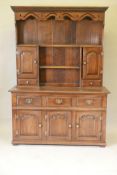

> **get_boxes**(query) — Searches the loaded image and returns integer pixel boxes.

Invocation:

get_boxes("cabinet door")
[75,112,102,141]
[16,46,38,78]
[14,110,42,140]
[46,111,72,141]
[82,47,102,80]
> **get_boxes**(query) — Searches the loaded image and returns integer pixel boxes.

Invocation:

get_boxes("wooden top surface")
[9,86,110,94]
[11,6,108,12]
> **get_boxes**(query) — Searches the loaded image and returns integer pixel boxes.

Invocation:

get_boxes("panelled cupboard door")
[46,111,72,141]
[14,110,42,140]
[82,47,102,80]
[75,111,102,141]
[16,46,38,78]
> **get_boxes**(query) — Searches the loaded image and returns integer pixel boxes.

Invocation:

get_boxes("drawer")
[18,79,37,86]
[16,95,41,107]
[46,96,73,107]
[82,80,102,87]
[76,95,102,108]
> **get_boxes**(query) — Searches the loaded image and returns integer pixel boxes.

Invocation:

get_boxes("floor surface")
[0,118,117,175]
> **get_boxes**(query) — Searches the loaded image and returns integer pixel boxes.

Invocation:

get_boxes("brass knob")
[25,98,32,104]
[89,81,93,86]
[83,61,87,65]
[55,98,63,105]
[76,124,79,128]
[38,124,42,128]
[34,60,37,64]
[68,124,72,128]
[26,80,29,84]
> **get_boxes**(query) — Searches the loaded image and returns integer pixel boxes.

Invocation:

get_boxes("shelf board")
[40,66,80,69]
[39,44,102,48]
[17,44,38,47]
[40,82,80,87]
[17,44,102,47]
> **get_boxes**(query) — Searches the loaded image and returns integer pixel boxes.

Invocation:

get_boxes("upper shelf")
[17,44,102,47]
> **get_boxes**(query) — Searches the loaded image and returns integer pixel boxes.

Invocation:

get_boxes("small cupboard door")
[14,110,42,140]
[75,111,102,141]
[82,47,102,80]
[16,46,38,79]
[46,111,72,141]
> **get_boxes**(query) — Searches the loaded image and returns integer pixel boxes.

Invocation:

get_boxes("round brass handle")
[38,124,42,128]
[83,61,87,65]
[89,81,93,86]
[25,98,32,104]
[68,124,72,128]
[34,60,37,64]
[55,98,63,105]
[76,124,80,128]
[26,80,29,84]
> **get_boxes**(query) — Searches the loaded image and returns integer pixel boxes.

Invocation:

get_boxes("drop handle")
[68,124,72,128]
[76,124,80,128]
[25,98,32,104]
[55,98,63,105]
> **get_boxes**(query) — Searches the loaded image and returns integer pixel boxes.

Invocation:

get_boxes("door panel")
[17,46,38,78]
[83,47,102,80]
[75,111,102,141]
[15,110,42,140]
[46,111,72,141]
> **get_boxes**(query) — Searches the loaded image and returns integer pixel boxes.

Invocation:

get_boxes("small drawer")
[16,95,41,107]
[76,95,102,108]
[82,80,102,87]
[18,79,37,86]
[46,96,73,107]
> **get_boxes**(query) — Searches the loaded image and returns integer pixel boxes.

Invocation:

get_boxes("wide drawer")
[76,95,102,108]
[16,95,41,107]
[45,96,73,107]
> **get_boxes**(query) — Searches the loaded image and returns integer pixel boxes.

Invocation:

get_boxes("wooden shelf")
[40,66,80,69]
[17,44,102,48]
[40,82,80,87]
[40,44,102,48]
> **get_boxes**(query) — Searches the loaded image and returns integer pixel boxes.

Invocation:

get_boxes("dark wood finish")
[10,6,109,146]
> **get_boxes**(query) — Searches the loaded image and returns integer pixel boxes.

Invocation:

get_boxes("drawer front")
[18,79,37,86]
[82,80,102,87]
[17,95,41,107]
[76,95,102,108]
[46,96,73,107]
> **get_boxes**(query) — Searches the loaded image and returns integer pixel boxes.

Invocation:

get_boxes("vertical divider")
[38,45,40,86]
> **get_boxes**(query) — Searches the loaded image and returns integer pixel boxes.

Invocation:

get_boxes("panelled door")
[46,111,72,141]
[16,46,38,78]
[82,47,102,80]
[75,111,102,141]
[14,110,42,140]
